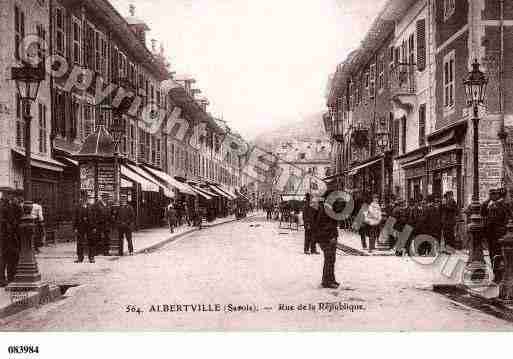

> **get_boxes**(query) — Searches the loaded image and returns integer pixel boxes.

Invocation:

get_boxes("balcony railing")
[390,63,416,96]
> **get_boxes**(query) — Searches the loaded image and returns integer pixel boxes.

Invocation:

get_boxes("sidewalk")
[0,214,245,319]
[337,228,471,257]
[337,228,395,256]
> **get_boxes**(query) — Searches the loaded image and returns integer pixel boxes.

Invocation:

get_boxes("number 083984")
[8,346,40,354]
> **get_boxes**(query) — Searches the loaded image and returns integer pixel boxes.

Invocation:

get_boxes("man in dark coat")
[482,189,508,283]
[166,202,177,233]
[440,191,458,249]
[74,195,96,263]
[116,195,135,256]
[0,195,23,285]
[303,193,318,255]
[312,190,340,289]
[93,196,111,256]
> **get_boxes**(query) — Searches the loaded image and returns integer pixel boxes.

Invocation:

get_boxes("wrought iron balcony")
[390,63,416,96]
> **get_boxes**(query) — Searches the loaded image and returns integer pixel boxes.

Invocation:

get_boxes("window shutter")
[418,104,426,146]
[416,19,426,71]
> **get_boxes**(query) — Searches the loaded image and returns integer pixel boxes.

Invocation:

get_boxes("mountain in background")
[252,112,327,151]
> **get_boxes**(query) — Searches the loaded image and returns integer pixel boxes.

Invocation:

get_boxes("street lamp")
[462,59,489,288]
[7,64,46,293]
[110,110,124,205]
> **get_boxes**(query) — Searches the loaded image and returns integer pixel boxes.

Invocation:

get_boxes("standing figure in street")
[31,198,45,254]
[166,202,177,233]
[266,202,273,221]
[365,194,382,253]
[440,191,458,251]
[303,193,318,255]
[93,195,111,256]
[185,202,192,226]
[73,195,96,263]
[0,195,22,286]
[313,190,340,289]
[482,189,508,283]
[356,194,370,249]
[417,195,441,255]
[116,195,135,256]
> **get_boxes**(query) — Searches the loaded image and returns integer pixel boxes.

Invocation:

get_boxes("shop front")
[403,159,426,202]
[426,145,463,206]
[12,149,67,243]
[347,154,392,203]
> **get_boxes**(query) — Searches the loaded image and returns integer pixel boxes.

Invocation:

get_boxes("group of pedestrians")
[386,191,458,256]
[73,193,135,263]
[165,200,204,233]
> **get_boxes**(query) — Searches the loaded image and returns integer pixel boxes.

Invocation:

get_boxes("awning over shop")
[402,158,426,168]
[121,165,159,192]
[141,165,197,196]
[57,155,79,167]
[206,185,228,198]
[189,183,218,198]
[188,186,213,200]
[425,144,462,159]
[12,149,66,172]
[211,185,238,200]
[349,157,382,174]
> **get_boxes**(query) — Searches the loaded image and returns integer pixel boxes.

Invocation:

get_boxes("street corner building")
[0,0,261,242]
[324,0,513,248]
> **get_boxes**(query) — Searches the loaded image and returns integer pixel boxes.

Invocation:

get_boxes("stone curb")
[134,214,257,254]
[0,214,257,320]
[0,285,61,320]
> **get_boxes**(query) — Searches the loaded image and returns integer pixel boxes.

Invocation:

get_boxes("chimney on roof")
[129,4,135,17]
[151,39,157,53]
[160,43,165,56]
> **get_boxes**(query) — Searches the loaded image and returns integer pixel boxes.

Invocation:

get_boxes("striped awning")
[121,165,159,192]
[142,165,197,196]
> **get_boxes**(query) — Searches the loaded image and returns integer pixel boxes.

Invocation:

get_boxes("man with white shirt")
[31,198,44,254]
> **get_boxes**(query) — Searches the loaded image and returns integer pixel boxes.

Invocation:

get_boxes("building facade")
[326,0,513,244]
[0,0,253,239]
[0,0,56,218]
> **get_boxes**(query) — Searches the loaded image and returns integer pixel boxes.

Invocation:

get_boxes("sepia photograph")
[0,0,513,346]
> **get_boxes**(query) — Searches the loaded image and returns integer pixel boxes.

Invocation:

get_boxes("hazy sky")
[111,0,386,139]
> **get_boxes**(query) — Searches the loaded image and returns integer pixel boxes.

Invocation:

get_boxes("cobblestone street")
[1,215,511,331]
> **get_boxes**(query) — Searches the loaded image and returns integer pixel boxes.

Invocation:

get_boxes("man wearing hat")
[115,194,135,256]
[482,188,508,283]
[312,190,340,289]
[93,194,111,256]
[303,193,318,255]
[73,193,97,263]
[440,191,458,250]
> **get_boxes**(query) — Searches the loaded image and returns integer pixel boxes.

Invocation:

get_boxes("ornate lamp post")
[108,109,125,206]
[7,64,46,292]
[462,59,489,288]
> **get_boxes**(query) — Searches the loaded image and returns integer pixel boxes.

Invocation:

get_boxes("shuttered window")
[14,6,25,60]
[401,117,407,154]
[38,103,47,154]
[36,24,47,62]
[416,19,426,71]
[70,98,80,140]
[54,7,64,55]
[15,94,24,148]
[393,118,400,155]
[419,104,426,147]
